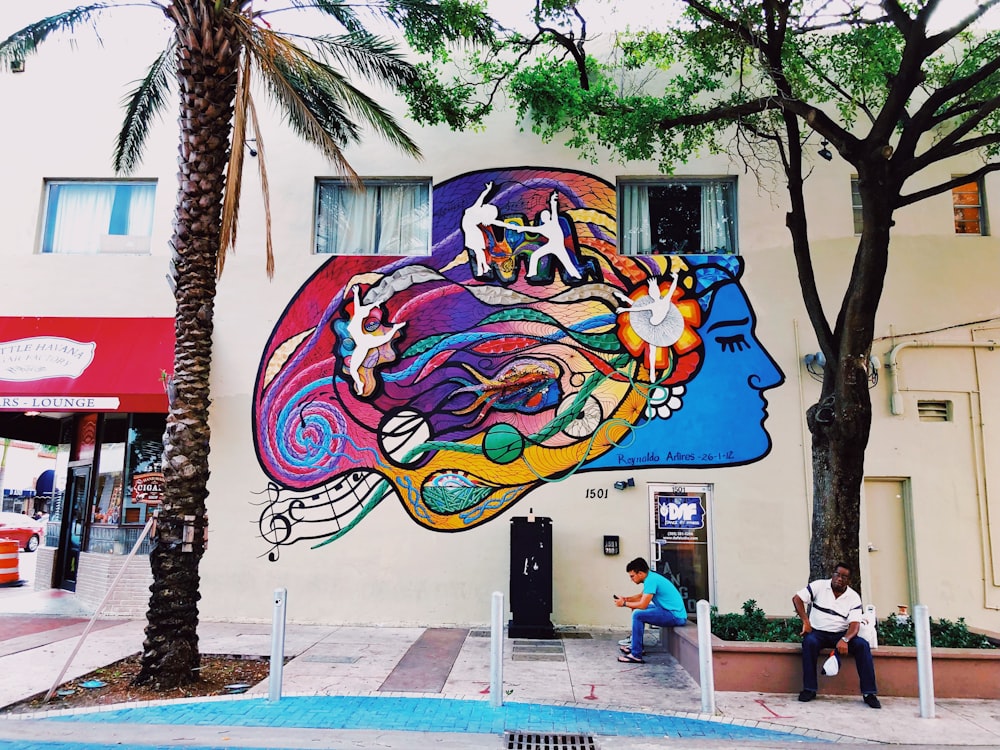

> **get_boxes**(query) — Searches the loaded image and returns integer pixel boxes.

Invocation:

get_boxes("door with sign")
[649,484,714,617]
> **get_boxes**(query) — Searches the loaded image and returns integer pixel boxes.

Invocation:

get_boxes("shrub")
[711,600,996,649]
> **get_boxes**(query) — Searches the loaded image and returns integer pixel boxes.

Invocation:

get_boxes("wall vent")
[917,400,952,422]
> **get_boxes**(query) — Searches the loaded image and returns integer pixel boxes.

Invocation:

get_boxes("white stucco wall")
[1,14,997,632]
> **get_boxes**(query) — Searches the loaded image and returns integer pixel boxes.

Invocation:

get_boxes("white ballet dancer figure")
[347,285,405,395]
[495,190,582,279]
[615,275,685,382]
[461,181,499,276]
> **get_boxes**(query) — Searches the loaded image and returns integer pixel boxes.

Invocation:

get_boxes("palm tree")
[0,0,492,689]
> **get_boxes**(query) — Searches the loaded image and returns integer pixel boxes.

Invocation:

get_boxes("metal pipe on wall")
[885,340,997,416]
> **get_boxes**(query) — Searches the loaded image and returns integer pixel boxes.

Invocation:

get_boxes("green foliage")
[877,615,997,649]
[711,600,803,643]
[713,600,997,649]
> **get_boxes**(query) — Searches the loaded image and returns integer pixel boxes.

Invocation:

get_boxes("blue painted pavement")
[43,695,817,741]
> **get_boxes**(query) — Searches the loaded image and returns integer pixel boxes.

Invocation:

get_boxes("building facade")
[1,20,998,631]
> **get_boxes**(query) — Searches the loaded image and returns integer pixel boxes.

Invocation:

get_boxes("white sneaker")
[618,633,659,647]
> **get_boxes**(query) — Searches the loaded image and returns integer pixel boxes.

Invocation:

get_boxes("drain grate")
[511,640,566,662]
[504,732,596,750]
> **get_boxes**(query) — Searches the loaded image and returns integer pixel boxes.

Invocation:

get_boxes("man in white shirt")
[792,562,880,709]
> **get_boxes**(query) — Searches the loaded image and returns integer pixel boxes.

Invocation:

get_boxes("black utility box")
[508,515,555,639]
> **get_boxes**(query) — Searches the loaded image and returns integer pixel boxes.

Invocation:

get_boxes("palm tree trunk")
[135,0,241,689]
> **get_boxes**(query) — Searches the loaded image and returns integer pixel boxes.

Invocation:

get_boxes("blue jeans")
[630,606,687,657]
[801,629,877,695]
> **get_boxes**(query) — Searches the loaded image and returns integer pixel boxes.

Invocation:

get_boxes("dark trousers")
[801,629,877,695]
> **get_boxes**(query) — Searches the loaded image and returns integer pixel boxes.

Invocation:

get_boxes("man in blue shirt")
[614,557,688,663]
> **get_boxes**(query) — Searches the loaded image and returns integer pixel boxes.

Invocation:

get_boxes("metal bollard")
[914,604,935,718]
[696,599,716,714]
[269,588,287,702]
[490,591,504,707]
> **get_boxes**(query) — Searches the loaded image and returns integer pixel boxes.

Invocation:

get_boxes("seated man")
[793,561,880,708]
[614,557,688,663]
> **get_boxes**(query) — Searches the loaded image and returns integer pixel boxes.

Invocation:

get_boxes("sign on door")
[650,484,713,615]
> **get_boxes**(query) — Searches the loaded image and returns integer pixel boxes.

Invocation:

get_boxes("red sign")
[0,318,174,413]
[132,472,165,505]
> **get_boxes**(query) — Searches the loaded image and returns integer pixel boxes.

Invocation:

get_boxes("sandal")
[618,653,644,663]
[619,645,631,655]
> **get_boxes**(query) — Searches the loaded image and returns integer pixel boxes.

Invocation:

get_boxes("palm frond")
[283,0,364,34]
[242,21,422,175]
[114,43,176,174]
[219,48,253,277]
[246,97,274,278]
[0,4,112,67]
[304,31,418,89]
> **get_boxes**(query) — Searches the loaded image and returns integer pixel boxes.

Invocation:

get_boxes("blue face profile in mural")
[252,167,784,558]
[590,270,784,469]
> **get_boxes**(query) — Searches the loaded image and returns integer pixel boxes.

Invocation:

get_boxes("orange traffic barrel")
[0,539,19,586]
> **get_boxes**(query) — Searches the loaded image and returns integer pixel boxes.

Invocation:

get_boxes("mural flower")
[615,275,703,385]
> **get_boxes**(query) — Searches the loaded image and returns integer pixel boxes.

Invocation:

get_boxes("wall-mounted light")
[245,138,257,157]
[803,351,826,379]
[803,351,880,387]
[603,535,620,555]
[613,477,635,491]
[818,140,833,161]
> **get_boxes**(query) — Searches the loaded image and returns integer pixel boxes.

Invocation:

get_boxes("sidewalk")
[2,587,999,749]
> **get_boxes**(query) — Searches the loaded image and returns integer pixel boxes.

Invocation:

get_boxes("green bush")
[711,600,802,643]
[711,600,996,649]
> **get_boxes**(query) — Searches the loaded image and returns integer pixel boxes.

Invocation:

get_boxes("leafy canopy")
[406,1,1000,180]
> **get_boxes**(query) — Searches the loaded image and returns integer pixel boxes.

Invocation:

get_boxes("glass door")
[57,465,91,591]
[649,483,714,617]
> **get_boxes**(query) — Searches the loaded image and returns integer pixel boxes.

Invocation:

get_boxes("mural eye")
[556,395,604,438]
[364,318,381,333]
[716,334,748,352]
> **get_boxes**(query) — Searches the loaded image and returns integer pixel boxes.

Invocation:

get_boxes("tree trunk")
[806,371,871,582]
[803,163,893,587]
[134,0,240,689]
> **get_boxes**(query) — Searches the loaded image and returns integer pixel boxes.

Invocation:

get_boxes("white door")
[863,478,912,616]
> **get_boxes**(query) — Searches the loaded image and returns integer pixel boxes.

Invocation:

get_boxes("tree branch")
[924,0,1000,56]
[897,153,1000,207]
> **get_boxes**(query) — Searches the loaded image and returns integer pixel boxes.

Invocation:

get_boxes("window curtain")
[377,184,429,254]
[125,184,156,236]
[44,183,155,254]
[317,182,429,254]
[700,182,734,253]
[317,184,378,254]
[620,184,651,255]
[45,184,115,253]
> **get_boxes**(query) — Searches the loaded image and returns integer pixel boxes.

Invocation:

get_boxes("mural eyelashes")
[253,168,784,558]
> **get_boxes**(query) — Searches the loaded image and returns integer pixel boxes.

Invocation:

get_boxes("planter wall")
[665,624,1000,699]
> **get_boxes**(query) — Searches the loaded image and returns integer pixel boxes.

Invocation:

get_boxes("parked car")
[0,511,46,552]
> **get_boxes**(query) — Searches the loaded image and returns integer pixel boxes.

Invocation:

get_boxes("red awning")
[0,317,174,413]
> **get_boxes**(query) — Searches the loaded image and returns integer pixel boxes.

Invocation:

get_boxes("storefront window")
[122,414,166,526]
[85,415,127,552]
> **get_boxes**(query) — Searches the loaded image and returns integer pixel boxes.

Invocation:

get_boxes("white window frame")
[40,179,157,255]
[314,177,431,256]
[617,177,737,256]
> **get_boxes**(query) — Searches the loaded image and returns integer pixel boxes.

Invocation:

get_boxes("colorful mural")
[252,168,783,559]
